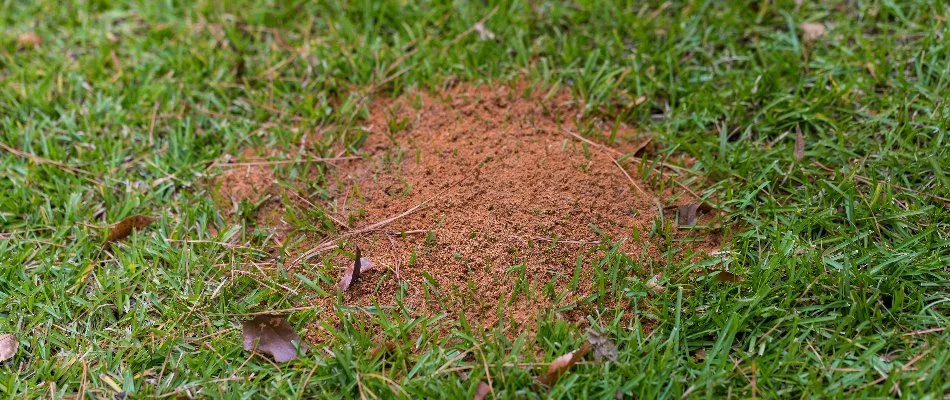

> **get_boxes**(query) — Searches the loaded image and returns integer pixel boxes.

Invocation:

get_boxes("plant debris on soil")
[241,314,307,363]
[217,82,719,337]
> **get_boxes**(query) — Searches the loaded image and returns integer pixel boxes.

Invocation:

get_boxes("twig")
[532,237,601,245]
[0,142,102,184]
[561,127,649,196]
[612,158,649,197]
[213,156,359,167]
[79,361,87,400]
[446,7,500,47]
[902,327,945,337]
[292,161,483,266]
[384,229,429,236]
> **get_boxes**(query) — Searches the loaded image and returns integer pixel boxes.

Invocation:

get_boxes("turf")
[1,0,948,398]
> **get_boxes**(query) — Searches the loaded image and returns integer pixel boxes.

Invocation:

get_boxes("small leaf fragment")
[794,125,805,161]
[338,247,374,291]
[0,334,17,362]
[473,381,491,400]
[646,274,666,295]
[712,270,745,283]
[473,22,496,41]
[104,215,158,249]
[17,32,41,48]
[241,314,307,363]
[538,343,592,385]
[677,203,701,227]
[800,22,826,42]
[586,329,618,362]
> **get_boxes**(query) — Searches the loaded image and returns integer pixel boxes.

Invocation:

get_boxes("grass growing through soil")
[2,0,948,398]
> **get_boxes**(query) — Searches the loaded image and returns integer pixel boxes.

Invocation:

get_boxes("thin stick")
[79,361,88,400]
[0,142,102,184]
[213,156,359,167]
[148,101,159,145]
[446,7,500,47]
[532,237,600,245]
[902,327,945,337]
[292,161,483,266]
[613,158,649,197]
[384,229,429,236]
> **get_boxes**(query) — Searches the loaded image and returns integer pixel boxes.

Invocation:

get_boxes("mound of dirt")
[218,82,718,336]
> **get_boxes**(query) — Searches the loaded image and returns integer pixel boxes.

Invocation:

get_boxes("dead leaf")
[693,348,707,362]
[677,203,701,227]
[0,334,16,362]
[473,381,491,400]
[711,270,745,283]
[633,96,647,106]
[800,22,826,42]
[586,329,618,362]
[241,314,307,362]
[17,32,41,48]
[338,247,375,291]
[794,125,805,161]
[103,215,158,249]
[538,343,592,385]
[646,274,666,295]
[370,340,397,359]
[473,22,496,41]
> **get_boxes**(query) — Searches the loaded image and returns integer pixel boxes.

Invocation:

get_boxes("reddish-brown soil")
[215,82,718,339]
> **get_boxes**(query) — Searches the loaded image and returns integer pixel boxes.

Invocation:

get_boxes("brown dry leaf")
[586,329,618,362]
[538,343,592,385]
[0,334,16,362]
[473,381,492,400]
[677,203,702,227]
[17,32,41,48]
[712,270,745,283]
[473,22,496,41]
[794,125,805,161]
[241,314,308,363]
[800,22,826,42]
[103,215,158,249]
[338,247,375,291]
[646,274,666,295]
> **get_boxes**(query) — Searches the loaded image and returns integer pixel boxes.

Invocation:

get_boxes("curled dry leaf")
[473,22,496,41]
[17,32,42,48]
[538,343,592,385]
[473,381,491,400]
[241,314,307,363]
[338,247,375,291]
[711,270,745,283]
[586,329,618,362]
[794,125,805,161]
[677,203,701,227]
[0,334,17,362]
[646,274,666,295]
[800,22,826,42]
[103,215,158,249]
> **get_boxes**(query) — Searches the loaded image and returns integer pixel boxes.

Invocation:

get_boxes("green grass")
[2,0,948,398]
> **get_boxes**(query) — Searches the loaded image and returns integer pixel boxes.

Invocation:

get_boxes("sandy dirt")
[215,82,719,338]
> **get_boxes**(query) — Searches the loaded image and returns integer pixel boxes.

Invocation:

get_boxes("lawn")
[1,0,948,398]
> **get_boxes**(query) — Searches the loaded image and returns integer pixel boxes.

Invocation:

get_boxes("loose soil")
[216,82,719,339]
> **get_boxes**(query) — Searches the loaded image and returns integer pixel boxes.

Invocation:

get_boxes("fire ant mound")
[305,82,717,334]
[217,82,718,337]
